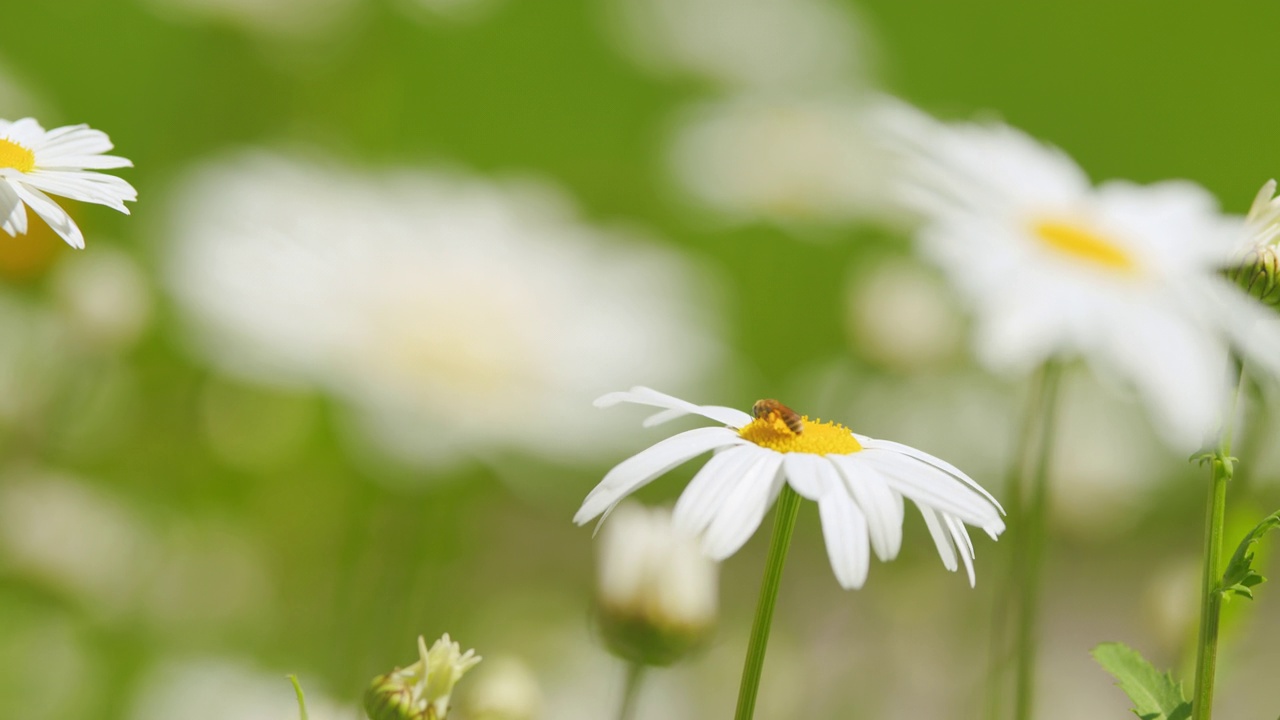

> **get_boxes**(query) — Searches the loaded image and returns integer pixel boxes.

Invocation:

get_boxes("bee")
[752,399,804,435]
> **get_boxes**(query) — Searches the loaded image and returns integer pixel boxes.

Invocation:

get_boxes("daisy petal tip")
[593,392,626,409]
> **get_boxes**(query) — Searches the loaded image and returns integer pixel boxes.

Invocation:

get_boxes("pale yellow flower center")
[0,138,35,173]
[1032,219,1136,273]
[738,411,863,454]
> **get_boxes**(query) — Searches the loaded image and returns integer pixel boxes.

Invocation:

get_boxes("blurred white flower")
[846,258,962,370]
[1047,369,1177,538]
[882,101,1280,451]
[609,0,869,93]
[0,471,269,625]
[461,656,543,720]
[163,152,724,470]
[0,472,153,615]
[0,294,66,427]
[51,247,151,351]
[131,657,351,720]
[575,387,1004,588]
[596,503,717,665]
[0,118,136,249]
[395,0,502,24]
[0,61,49,120]
[668,95,897,225]
[141,0,356,37]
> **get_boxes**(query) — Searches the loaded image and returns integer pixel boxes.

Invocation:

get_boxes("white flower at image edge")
[575,388,1005,589]
[879,101,1280,451]
[0,118,136,249]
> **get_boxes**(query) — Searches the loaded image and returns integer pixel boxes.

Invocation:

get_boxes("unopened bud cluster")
[596,503,718,667]
[364,634,481,720]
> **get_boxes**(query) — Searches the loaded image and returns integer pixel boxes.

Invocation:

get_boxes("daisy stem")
[985,363,1055,720]
[734,484,802,720]
[617,662,646,720]
[1012,361,1064,720]
[1190,364,1247,720]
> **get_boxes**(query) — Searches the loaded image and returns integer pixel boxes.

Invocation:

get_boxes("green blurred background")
[2,1,1280,718]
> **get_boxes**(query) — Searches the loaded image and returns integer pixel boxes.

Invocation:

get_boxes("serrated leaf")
[1221,510,1280,601]
[1091,642,1192,720]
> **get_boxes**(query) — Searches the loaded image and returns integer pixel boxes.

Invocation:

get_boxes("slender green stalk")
[1190,367,1247,720]
[734,485,803,720]
[617,662,646,720]
[984,364,1057,720]
[288,675,309,720]
[1012,362,1064,720]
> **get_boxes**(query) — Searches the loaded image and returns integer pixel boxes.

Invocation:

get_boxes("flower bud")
[1231,179,1280,307]
[595,503,718,667]
[364,634,481,720]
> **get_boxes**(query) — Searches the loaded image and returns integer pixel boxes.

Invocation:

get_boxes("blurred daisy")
[668,95,897,225]
[575,387,1004,589]
[0,118,135,249]
[164,152,723,471]
[881,102,1280,451]
[609,0,867,93]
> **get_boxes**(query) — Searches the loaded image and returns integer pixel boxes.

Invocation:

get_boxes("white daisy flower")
[0,118,136,249]
[574,387,1005,589]
[879,101,1280,451]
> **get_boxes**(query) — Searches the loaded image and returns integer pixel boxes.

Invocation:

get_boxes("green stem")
[617,662,645,720]
[1190,366,1247,720]
[1012,362,1064,720]
[985,365,1057,720]
[734,485,802,720]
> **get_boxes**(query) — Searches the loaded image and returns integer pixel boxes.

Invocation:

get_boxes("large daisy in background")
[878,101,1280,451]
[164,152,724,472]
[0,118,136,249]
[575,387,1004,589]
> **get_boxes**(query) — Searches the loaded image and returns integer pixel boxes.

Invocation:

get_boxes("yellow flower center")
[0,138,35,173]
[1031,219,1136,273]
[738,413,863,455]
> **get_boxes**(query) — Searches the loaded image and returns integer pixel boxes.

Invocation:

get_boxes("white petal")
[829,455,903,561]
[673,445,763,535]
[918,505,958,573]
[701,452,784,560]
[574,426,739,525]
[780,452,828,500]
[945,514,977,587]
[11,182,83,249]
[856,435,1004,514]
[817,480,870,589]
[0,181,26,235]
[595,386,753,427]
[18,170,137,212]
[860,451,1002,527]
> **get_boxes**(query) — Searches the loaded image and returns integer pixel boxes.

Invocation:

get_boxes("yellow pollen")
[738,414,863,454]
[0,138,35,173]
[1031,219,1136,272]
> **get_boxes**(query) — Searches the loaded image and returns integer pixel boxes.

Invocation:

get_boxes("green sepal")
[1220,510,1280,601]
[1091,642,1191,720]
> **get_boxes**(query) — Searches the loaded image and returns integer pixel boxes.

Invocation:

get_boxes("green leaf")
[288,675,309,720]
[1221,510,1280,601]
[1091,642,1192,720]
